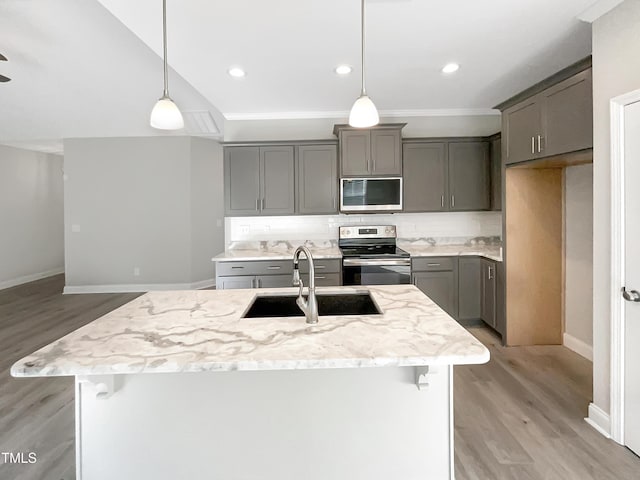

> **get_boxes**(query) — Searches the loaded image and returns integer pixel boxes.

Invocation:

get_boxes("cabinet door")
[260,146,295,215]
[490,136,502,211]
[403,143,447,212]
[449,142,491,211]
[297,145,338,214]
[481,260,497,329]
[340,130,371,176]
[217,276,255,289]
[495,261,505,337]
[256,274,294,288]
[542,69,593,156]
[504,99,541,164]
[412,271,457,318]
[224,147,260,215]
[371,129,402,176]
[458,257,481,320]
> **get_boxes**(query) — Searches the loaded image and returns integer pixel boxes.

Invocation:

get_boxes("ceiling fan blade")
[0,53,7,61]
[0,74,11,82]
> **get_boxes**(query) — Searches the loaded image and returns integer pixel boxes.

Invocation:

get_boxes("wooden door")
[297,145,338,214]
[402,143,447,212]
[260,146,295,215]
[449,142,491,211]
[224,147,260,215]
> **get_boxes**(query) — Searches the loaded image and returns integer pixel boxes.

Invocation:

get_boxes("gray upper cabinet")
[502,65,593,165]
[296,145,338,214]
[340,131,371,176]
[224,146,294,216]
[541,69,593,156]
[370,129,402,175]
[335,124,404,177]
[224,147,261,215]
[490,135,502,211]
[458,257,481,321]
[403,143,448,212]
[260,146,295,215]
[449,142,491,211]
[504,99,541,165]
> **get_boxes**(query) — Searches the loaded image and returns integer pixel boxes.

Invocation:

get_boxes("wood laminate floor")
[0,275,638,479]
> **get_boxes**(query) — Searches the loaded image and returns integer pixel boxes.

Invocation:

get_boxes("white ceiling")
[99,0,594,118]
[0,0,596,150]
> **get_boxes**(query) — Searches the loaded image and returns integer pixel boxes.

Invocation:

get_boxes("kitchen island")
[12,285,489,480]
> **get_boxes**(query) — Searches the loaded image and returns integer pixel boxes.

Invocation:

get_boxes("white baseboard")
[585,403,611,438]
[64,278,216,294]
[0,268,65,291]
[563,332,593,361]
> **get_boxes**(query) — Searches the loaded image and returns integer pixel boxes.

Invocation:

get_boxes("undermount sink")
[242,292,382,318]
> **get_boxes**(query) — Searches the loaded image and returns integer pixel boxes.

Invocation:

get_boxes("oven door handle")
[343,258,411,267]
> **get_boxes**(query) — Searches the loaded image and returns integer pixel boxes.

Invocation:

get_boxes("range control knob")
[385,226,394,234]
[344,229,351,236]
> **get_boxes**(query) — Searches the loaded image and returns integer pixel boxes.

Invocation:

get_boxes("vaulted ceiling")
[0,0,597,150]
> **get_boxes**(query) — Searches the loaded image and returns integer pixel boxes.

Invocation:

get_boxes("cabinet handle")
[333,196,337,210]
[251,278,256,288]
[427,263,441,267]
[261,198,265,210]
[316,265,326,269]
[231,266,244,269]
[267,266,281,270]
[257,278,262,288]
[488,266,494,280]
[441,195,444,208]
[451,196,455,208]
[537,135,543,153]
[531,136,535,154]
[255,199,259,211]
[315,276,326,279]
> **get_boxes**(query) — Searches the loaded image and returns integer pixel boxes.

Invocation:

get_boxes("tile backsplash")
[225,212,502,245]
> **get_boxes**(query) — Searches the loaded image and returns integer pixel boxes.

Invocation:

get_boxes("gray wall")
[592,0,640,415]
[564,164,593,354]
[64,136,224,291]
[0,145,64,289]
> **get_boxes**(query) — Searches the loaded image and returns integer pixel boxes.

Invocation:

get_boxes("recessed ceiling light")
[442,63,460,74]
[335,65,352,75]
[228,67,246,78]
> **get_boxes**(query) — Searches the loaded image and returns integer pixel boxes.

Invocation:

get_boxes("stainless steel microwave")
[340,177,403,212]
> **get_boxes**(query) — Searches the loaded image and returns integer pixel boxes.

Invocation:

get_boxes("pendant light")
[150,0,184,130]
[349,0,379,128]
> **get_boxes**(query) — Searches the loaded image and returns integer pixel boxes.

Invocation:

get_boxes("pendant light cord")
[162,0,169,97]
[360,0,366,96]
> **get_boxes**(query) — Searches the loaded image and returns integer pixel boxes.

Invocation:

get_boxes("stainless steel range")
[339,225,411,285]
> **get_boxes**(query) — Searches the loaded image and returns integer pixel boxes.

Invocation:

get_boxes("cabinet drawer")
[301,272,341,287]
[298,258,341,274]
[412,257,455,272]
[216,260,293,277]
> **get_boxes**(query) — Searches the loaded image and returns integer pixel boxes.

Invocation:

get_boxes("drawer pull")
[316,265,326,269]
[267,266,281,270]
[315,276,326,279]
[231,266,244,269]
[427,263,441,267]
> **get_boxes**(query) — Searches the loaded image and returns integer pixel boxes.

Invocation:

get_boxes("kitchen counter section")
[399,244,503,262]
[213,246,341,261]
[11,285,489,378]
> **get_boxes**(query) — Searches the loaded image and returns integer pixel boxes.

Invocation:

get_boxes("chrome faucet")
[292,246,319,324]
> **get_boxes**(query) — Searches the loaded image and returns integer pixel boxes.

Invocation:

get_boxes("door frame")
[609,87,640,444]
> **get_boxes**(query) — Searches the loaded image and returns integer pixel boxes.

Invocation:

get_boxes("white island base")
[77,366,454,480]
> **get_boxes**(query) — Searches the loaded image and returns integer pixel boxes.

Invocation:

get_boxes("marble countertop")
[11,285,489,378]
[399,244,502,262]
[214,247,342,261]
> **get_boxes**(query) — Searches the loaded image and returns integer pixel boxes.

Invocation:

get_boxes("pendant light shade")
[349,0,379,128]
[150,0,184,130]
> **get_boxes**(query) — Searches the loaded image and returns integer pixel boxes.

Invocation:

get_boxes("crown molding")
[578,0,624,23]
[223,108,500,121]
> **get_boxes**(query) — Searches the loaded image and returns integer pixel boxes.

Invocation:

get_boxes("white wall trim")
[578,0,625,23]
[586,403,612,438]
[0,268,65,291]
[223,108,500,121]
[563,333,593,361]
[609,88,640,445]
[64,279,215,294]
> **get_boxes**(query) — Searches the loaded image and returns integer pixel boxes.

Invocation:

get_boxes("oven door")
[342,258,411,285]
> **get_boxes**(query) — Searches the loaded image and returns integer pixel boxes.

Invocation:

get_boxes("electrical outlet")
[240,225,250,234]
[264,225,271,232]
[133,267,140,276]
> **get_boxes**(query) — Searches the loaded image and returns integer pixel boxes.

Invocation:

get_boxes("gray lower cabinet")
[449,142,491,211]
[402,143,447,212]
[458,257,481,321]
[224,146,294,216]
[216,258,341,289]
[480,259,497,329]
[296,145,338,214]
[412,257,458,318]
